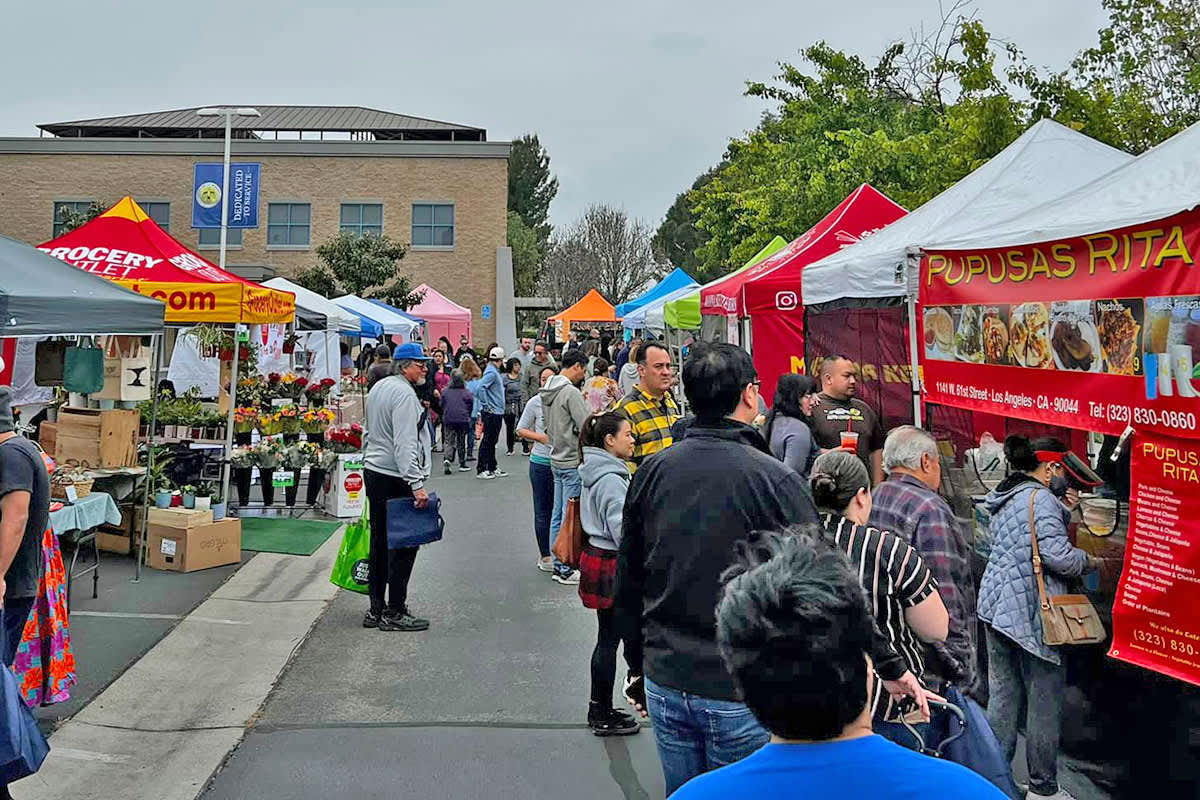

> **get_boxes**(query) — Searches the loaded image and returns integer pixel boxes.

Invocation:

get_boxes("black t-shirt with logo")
[809,393,885,474]
[0,437,49,600]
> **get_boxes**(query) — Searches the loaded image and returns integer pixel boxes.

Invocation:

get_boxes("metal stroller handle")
[900,699,966,758]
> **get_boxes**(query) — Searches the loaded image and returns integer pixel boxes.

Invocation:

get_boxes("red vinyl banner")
[919,208,1200,439]
[751,310,806,407]
[1109,431,1200,687]
[0,339,14,386]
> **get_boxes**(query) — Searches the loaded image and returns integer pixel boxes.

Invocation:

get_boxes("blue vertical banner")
[192,162,261,228]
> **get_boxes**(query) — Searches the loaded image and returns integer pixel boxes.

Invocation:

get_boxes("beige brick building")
[0,106,510,344]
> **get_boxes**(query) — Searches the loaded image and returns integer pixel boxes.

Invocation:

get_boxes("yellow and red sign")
[919,208,1200,439]
[39,197,294,324]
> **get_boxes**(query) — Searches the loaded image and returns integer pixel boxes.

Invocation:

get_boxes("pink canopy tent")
[408,284,472,345]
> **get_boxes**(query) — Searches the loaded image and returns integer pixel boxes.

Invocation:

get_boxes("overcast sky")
[2,0,1107,229]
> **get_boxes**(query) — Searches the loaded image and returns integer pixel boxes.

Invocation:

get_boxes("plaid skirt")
[578,543,618,610]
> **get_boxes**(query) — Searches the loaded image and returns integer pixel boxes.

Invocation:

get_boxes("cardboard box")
[96,531,131,555]
[325,453,365,518]
[147,518,241,572]
[147,507,213,529]
[56,408,140,468]
[39,422,58,459]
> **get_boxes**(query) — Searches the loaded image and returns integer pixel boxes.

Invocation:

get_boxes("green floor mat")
[238,517,343,556]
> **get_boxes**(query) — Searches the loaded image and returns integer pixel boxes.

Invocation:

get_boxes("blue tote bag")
[0,652,49,783]
[386,493,445,549]
[929,685,1021,800]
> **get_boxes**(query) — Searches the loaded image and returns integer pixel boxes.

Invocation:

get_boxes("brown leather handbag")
[552,497,584,569]
[1028,490,1105,646]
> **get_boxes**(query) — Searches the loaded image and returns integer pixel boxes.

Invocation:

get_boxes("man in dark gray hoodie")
[540,349,589,585]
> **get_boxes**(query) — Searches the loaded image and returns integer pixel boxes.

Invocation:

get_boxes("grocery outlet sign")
[918,207,1200,439]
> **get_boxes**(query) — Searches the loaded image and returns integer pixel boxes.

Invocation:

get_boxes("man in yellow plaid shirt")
[614,341,680,471]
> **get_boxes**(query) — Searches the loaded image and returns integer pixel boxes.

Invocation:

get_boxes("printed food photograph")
[923,307,955,360]
[954,305,984,364]
[1094,298,1144,376]
[1050,314,1101,372]
[1009,302,1053,369]
[982,306,1010,366]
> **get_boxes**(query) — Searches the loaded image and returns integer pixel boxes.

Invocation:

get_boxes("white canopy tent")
[264,277,359,332]
[621,282,702,331]
[333,294,419,338]
[925,119,1200,251]
[800,119,1133,306]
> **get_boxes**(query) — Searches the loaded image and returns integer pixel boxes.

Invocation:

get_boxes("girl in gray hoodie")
[578,412,642,736]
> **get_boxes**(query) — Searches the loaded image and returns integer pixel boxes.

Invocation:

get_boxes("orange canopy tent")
[548,289,619,339]
[39,197,294,324]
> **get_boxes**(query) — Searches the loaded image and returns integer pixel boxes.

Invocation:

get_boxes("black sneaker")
[443,462,452,475]
[587,703,640,736]
[363,609,381,629]
[379,609,430,632]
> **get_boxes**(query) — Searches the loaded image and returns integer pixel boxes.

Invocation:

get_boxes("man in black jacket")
[616,344,816,794]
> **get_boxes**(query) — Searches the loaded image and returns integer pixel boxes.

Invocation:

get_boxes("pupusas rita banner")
[919,208,1200,439]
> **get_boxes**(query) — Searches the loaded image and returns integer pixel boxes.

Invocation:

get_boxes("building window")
[52,201,95,238]
[339,203,382,236]
[197,227,244,248]
[137,201,171,230]
[412,203,454,247]
[268,203,311,247]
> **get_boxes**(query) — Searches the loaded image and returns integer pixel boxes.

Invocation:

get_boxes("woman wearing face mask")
[979,436,1103,800]
[765,373,821,480]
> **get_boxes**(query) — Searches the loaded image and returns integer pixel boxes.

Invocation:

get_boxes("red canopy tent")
[39,197,294,324]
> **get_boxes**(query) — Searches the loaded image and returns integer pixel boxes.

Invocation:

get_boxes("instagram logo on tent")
[775,291,798,311]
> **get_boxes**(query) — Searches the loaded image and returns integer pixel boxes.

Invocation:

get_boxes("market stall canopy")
[800,120,1133,306]
[367,299,425,344]
[406,284,472,345]
[615,268,699,318]
[263,277,360,333]
[38,197,295,324]
[740,185,907,316]
[0,232,165,336]
[663,237,788,330]
[332,295,419,337]
[548,289,619,337]
[622,282,706,331]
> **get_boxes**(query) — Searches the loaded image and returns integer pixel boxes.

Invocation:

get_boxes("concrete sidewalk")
[15,528,343,800]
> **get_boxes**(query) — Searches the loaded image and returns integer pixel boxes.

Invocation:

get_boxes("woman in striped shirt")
[809,450,949,748]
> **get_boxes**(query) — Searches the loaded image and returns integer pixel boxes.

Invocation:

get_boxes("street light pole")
[196,106,260,510]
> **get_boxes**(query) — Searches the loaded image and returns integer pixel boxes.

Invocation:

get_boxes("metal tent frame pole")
[134,332,163,582]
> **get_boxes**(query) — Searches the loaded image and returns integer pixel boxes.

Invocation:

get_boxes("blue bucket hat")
[392,342,432,362]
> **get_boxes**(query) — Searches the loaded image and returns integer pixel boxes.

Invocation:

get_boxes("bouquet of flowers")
[234,376,265,408]
[342,374,367,394]
[233,406,259,434]
[281,443,315,471]
[301,407,336,434]
[258,411,284,436]
[278,404,301,434]
[254,438,285,470]
[283,373,307,402]
[305,378,338,406]
[326,423,364,453]
[230,447,257,468]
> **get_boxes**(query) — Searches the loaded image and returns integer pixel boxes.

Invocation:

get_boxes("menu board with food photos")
[918,208,1200,439]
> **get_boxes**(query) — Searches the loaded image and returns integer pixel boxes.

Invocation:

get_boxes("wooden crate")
[38,422,57,458]
[56,408,140,468]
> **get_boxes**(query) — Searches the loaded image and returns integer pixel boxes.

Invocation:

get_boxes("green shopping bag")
[330,500,371,593]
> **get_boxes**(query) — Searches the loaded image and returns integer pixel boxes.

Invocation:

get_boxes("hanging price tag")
[236,327,250,343]
[272,473,295,487]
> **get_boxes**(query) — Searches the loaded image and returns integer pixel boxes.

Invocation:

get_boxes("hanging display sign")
[192,163,261,229]
[919,208,1200,439]
[1109,431,1200,686]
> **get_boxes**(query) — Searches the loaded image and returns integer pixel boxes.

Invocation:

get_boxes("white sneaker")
[537,557,555,572]
[476,471,496,480]
[553,568,580,585]
[1027,790,1078,800]
[494,469,509,477]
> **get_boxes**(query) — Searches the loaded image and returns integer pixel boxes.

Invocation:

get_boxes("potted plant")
[304,378,337,408]
[181,484,198,509]
[186,324,226,359]
[279,404,302,443]
[301,407,335,444]
[282,331,301,354]
[210,487,227,521]
[154,478,174,509]
[255,438,284,506]
[194,482,213,512]
[232,406,258,445]
[230,447,256,507]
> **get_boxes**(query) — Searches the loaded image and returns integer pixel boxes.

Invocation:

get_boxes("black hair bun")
[810,472,838,504]
[1004,435,1037,471]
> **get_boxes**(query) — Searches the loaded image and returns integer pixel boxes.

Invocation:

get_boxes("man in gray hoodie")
[540,349,589,585]
[363,342,433,632]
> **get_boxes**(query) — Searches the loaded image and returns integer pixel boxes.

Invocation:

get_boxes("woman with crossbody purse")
[978,436,1104,800]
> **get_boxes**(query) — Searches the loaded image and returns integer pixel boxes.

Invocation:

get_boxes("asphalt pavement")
[202,448,667,800]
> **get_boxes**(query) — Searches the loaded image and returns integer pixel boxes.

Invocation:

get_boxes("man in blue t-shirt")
[672,528,1006,800]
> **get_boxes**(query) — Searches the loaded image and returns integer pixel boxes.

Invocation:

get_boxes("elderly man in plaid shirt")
[869,425,977,693]
[613,341,680,470]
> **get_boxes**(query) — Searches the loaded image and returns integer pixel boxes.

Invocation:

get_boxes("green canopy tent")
[662,237,787,330]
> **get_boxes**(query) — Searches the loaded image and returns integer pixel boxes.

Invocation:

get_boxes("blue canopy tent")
[367,299,427,343]
[615,268,699,327]
[342,307,385,338]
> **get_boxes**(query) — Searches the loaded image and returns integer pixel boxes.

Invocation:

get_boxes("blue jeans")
[644,677,768,796]
[528,460,553,558]
[550,466,581,571]
[1,598,34,793]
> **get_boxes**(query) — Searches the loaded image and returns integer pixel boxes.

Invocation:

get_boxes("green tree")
[507,211,542,297]
[653,169,718,281]
[508,133,558,245]
[294,231,424,309]
[55,201,110,235]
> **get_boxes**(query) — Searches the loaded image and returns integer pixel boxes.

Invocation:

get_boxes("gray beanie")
[0,387,14,434]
